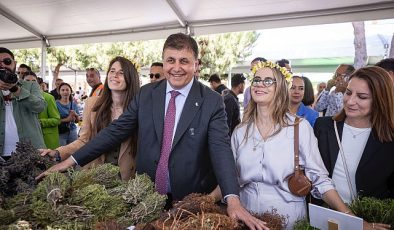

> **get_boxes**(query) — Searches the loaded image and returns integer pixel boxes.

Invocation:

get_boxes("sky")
[251,19,394,61]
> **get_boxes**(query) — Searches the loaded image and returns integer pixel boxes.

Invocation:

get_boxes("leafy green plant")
[350,197,394,226]
[293,219,318,230]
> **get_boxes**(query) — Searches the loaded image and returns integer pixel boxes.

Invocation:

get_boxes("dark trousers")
[164,193,174,210]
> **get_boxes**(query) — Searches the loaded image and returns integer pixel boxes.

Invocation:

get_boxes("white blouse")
[231,115,335,201]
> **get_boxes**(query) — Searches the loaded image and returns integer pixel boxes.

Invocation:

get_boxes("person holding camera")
[315,64,355,117]
[0,47,46,160]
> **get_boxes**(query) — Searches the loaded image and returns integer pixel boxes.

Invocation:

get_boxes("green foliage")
[32,172,70,207]
[12,48,41,72]
[70,184,127,221]
[119,192,166,225]
[293,219,318,230]
[197,31,259,79]
[4,192,32,219]
[47,47,70,66]
[12,32,257,77]
[70,164,122,190]
[30,199,53,225]
[1,164,167,228]
[0,208,16,225]
[349,197,394,226]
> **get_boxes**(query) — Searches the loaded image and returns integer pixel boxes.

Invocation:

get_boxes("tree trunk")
[352,21,367,69]
[52,63,62,89]
[389,33,394,58]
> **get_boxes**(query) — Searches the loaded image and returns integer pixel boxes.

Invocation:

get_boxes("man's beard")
[0,66,16,73]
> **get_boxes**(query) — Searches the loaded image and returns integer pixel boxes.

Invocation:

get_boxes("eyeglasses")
[252,77,277,87]
[0,58,12,65]
[149,73,161,79]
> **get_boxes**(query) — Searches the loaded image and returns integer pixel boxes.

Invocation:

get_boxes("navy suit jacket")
[314,117,394,199]
[73,79,239,200]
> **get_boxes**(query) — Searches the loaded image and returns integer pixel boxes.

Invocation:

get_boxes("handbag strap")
[334,121,357,200]
[294,117,300,176]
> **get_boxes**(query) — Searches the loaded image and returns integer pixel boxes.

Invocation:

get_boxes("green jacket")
[39,92,60,149]
[0,81,46,152]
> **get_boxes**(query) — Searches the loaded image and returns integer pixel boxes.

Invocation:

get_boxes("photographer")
[0,47,46,160]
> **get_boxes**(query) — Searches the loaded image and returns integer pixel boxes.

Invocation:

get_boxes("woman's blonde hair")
[240,65,291,142]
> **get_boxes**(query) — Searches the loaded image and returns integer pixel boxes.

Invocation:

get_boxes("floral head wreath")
[251,61,292,82]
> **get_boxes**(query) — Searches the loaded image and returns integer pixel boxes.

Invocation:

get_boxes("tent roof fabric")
[0,0,393,49]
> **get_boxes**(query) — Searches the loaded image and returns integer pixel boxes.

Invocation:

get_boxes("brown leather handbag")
[287,117,312,197]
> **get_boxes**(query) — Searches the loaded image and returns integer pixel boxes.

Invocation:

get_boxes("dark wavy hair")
[302,76,315,106]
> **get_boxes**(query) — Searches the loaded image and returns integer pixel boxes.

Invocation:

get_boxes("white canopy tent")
[1,0,393,78]
[1,0,394,49]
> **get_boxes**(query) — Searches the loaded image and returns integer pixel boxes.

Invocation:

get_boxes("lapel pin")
[195,102,199,106]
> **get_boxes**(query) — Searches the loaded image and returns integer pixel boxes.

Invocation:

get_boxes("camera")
[0,69,18,84]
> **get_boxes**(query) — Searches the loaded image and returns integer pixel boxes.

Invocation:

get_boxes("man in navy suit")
[38,33,267,229]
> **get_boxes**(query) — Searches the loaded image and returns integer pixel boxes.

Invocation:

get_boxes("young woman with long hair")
[40,56,140,180]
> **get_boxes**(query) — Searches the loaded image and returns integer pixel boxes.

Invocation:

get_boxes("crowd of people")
[0,32,393,230]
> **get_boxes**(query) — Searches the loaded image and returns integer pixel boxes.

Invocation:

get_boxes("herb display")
[0,162,166,229]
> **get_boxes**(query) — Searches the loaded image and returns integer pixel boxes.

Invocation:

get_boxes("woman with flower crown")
[39,56,140,181]
[216,61,356,229]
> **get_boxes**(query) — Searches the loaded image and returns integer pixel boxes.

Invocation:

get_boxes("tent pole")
[41,40,47,80]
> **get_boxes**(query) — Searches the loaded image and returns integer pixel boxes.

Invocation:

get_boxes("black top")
[223,89,240,136]
[50,88,60,100]
[215,84,228,95]
[314,117,394,199]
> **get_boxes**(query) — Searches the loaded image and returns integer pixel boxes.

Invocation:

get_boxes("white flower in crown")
[251,61,292,82]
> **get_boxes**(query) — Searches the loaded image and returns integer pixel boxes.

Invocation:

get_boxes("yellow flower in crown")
[251,61,292,82]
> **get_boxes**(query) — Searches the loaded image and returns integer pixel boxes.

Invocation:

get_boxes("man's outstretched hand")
[226,196,270,230]
[35,157,76,180]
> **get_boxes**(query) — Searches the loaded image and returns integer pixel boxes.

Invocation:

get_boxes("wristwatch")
[54,150,61,162]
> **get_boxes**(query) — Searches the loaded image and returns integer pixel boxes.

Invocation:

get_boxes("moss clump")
[1,164,165,228]
[30,199,54,225]
[0,208,16,225]
[120,192,166,225]
[119,173,156,206]
[350,197,394,226]
[70,164,122,190]
[32,172,70,208]
[71,184,127,221]
[4,192,32,219]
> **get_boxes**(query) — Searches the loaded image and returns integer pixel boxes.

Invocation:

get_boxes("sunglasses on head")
[252,77,277,87]
[0,58,12,65]
[149,73,161,79]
